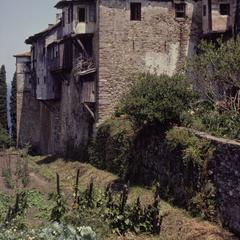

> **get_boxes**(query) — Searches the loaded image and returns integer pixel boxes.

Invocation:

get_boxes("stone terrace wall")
[97,0,202,124]
[129,127,240,235]
[188,128,240,235]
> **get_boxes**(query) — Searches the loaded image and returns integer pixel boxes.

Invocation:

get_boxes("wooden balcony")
[47,40,73,73]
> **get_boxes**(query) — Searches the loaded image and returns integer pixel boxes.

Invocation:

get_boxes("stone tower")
[14,52,40,150]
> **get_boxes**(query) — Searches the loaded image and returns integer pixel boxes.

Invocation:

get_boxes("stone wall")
[128,127,240,235]
[97,0,202,124]
[16,56,40,150]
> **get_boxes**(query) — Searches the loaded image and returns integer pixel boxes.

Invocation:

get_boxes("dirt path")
[28,172,53,193]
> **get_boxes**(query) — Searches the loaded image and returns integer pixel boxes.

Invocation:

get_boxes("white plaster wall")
[145,42,179,76]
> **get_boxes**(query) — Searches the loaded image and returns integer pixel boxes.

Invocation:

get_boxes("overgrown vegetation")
[88,72,220,223]
[188,39,240,105]
[53,171,165,236]
[1,151,30,190]
[0,65,8,132]
[181,102,240,140]
[0,123,9,149]
[89,118,133,177]
[10,72,17,145]
[116,73,197,129]
[184,39,240,140]
[0,223,96,240]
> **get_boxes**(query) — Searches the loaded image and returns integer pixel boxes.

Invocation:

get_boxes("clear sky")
[0,0,59,85]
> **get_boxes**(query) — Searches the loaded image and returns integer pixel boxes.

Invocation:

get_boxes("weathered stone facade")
[13,0,214,154]
[14,53,40,150]
[97,0,202,123]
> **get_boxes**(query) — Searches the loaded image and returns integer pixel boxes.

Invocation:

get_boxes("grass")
[0,153,237,240]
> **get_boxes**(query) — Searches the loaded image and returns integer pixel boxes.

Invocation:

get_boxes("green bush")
[0,123,9,149]
[182,105,240,140]
[165,128,217,219]
[116,73,197,129]
[89,118,133,177]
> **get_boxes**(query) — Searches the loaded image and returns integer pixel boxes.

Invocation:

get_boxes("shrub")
[89,118,133,177]
[116,73,197,129]
[182,104,240,140]
[0,123,9,149]
[187,39,240,104]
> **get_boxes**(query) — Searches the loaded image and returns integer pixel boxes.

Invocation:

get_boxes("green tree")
[116,73,197,129]
[0,65,8,131]
[187,39,240,107]
[0,123,9,148]
[10,72,17,143]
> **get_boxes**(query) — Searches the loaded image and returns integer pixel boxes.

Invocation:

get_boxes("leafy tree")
[0,65,8,131]
[187,39,240,108]
[0,123,9,148]
[116,73,197,129]
[10,72,17,143]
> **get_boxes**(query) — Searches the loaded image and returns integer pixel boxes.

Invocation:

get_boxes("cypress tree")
[0,65,8,131]
[10,72,17,143]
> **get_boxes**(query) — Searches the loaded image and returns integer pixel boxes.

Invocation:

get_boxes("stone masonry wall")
[16,57,40,150]
[97,0,202,124]
[129,127,240,235]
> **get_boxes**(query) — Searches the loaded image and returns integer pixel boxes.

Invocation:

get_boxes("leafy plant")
[116,73,197,129]
[0,223,96,240]
[89,118,133,177]
[187,38,240,106]
[50,173,68,222]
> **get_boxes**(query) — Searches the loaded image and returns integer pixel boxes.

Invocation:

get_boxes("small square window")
[130,2,141,21]
[78,8,86,22]
[203,5,207,16]
[175,3,186,18]
[220,4,230,16]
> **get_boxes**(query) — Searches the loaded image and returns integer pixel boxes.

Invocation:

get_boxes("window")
[175,3,186,18]
[203,5,207,16]
[44,77,46,84]
[220,4,230,15]
[130,3,141,21]
[78,8,86,22]
[37,78,40,85]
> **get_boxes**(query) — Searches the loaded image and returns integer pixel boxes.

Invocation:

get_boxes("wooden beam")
[83,103,95,120]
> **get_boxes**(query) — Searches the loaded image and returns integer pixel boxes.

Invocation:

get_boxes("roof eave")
[25,21,61,45]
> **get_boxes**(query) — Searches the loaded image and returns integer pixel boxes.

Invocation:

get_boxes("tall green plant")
[0,65,8,131]
[0,123,9,148]
[116,73,197,129]
[188,39,240,105]
[10,72,17,144]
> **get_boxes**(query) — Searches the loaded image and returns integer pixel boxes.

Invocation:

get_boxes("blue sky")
[0,0,59,85]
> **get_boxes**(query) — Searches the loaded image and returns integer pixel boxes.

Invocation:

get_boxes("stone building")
[202,0,240,39]
[14,0,238,155]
